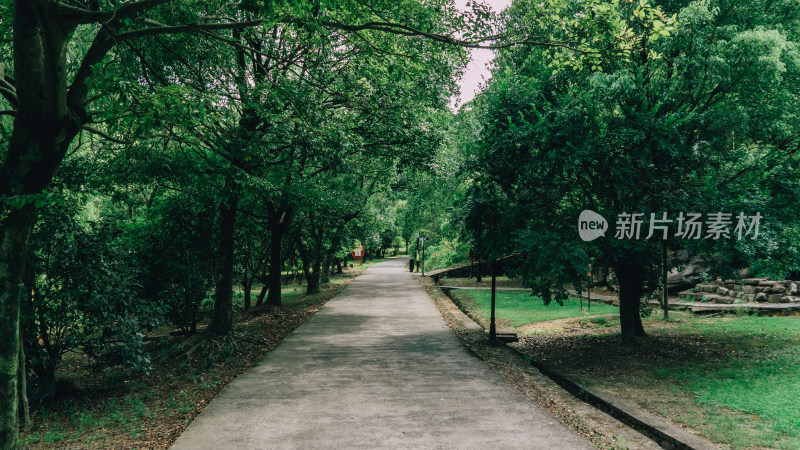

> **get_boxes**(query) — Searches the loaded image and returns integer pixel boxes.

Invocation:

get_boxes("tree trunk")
[321,253,332,284]
[243,279,252,310]
[18,327,29,429]
[296,238,321,295]
[266,205,291,307]
[335,257,342,274]
[266,230,283,306]
[210,176,239,336]
[255,285,268,307]
[31,358,57,403]
[301,260,320,295]
[615,257,647,343]
[1,4,84,442]
[0,206,35,446]
[307,260,321,294]
[242,260,252,310]
[662,240,669,320]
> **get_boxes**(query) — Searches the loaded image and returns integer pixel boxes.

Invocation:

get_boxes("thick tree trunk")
[210,177,239,336]
[615,257,647,343]
[0,206,35,446]
[335,257,342,274]
[307,261,321,294]
[18,327,29,429]
[320,253,332,284]
[1,5,84,442]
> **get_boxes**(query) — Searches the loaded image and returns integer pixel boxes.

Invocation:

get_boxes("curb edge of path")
[430,282,717,450]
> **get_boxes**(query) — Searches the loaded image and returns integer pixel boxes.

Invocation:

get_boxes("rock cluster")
[679,278,800,304]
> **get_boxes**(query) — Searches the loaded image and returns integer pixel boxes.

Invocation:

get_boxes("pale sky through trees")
[451,0,513,111]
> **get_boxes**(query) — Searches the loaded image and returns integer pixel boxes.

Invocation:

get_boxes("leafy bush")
[23,195,160,401]
[129,194,216,335]
[424,237,470,271]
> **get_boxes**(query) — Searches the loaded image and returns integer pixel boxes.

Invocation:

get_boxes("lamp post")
[489,259,497,340]
[415,232,420,272]
[587,263,592,311]
[421,237,425,276]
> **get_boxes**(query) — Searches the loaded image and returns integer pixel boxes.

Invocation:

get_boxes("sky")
[450,0,514,111]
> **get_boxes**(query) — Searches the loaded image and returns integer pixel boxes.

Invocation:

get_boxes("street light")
[489,259,496,340]
[421,237,425,276]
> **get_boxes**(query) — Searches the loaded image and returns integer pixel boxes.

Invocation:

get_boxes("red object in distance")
[351,247,364,265]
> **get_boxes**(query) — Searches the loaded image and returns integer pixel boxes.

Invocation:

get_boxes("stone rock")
[699,284,717,293]
[770,284,787,294]
[780,296,795,303]
[731,284,743,292]
[743,278,765,285]
[759,280,778,287]
[754,287,765,293]
[755,292,768,302]
[674,249,691,262]
[716,287,730,296]
[743,285,756,294]
[666,253,713,293]
[715,296,735,304]
[767,294,784,303]
[741,293,756,302]
[790,283,798,295]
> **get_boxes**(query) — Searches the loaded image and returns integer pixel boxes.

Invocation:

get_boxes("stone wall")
[680,278,800,304]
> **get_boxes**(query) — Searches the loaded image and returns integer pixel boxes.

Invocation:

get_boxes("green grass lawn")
[656,317,800,447]
[456,289,619,327]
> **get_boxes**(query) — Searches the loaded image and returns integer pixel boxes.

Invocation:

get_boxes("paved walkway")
[171,258,593,449]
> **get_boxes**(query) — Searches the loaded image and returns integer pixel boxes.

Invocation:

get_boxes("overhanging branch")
[320,19,581,52]
[82,125,131,144]
[53,0,174,26]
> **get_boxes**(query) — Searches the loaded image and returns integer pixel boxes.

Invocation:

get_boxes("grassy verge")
[21,265,372,449]
[452,289,619,331]
[451,279,800,449]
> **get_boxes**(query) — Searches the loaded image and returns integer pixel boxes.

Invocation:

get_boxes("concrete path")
[171,258,594,449]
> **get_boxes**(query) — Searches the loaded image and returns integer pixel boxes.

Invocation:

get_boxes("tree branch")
[115,19,264,41]
[53,0,173,26]
[0,77,17,107]
[320,20,582,52]
[82,125,131,144]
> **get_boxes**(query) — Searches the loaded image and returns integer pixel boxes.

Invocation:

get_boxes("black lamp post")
[421,237,425,277]
[489,259,496,340]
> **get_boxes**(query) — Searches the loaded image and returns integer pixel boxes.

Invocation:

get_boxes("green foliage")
[460,0,800,336]
[24,189,160,401]
[130,193,217,335]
